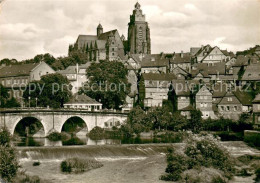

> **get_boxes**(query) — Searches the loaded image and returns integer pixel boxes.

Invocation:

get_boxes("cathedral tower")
[128,2,151,54]
[97,23,103,37]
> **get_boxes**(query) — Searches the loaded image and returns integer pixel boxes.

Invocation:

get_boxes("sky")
[0,0,259,60]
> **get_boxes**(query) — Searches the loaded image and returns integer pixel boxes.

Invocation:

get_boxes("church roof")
[98,29,117,40]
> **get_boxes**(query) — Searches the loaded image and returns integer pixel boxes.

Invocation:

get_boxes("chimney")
[181,51,184,58]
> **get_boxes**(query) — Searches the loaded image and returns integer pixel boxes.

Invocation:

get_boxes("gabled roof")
[142,73,176,81]
[65,94,101,105]
[218,92,242,105]
[58,65,77,74]
[191,62,226,77]
[233,90,254,106]
[0,62,41,78]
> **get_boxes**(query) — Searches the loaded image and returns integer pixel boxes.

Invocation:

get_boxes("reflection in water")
[14,136,170,147]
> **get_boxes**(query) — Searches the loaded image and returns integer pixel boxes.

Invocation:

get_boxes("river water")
[14,136,174,147]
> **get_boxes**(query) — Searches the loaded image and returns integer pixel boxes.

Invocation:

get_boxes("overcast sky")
[0,0,259,60]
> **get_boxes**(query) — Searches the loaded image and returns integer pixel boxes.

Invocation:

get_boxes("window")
[112,42,114,45]
[112,48,114,51]
[227,106,230,111]
[248,74,251,77]
[234,106,237,111]
[227,97,233,102]
[258,104,260,110]
[112,53,115,56]
[221,106,224,111]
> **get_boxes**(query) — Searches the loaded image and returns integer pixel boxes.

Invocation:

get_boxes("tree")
[23,73,72,108]
[0,84,20,108]
[0,128,19,182]
[81,60,131,109]
[168,112,188,131]
[0,58,17,66]
[189,110,202,133]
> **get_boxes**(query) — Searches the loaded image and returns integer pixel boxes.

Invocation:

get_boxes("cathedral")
[69,2,151,61]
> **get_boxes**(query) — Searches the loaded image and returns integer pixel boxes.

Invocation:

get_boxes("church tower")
[128,2,151,54]
[97,23,103,37]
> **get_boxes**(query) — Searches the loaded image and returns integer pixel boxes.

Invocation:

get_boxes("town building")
[0,62,55,104]
[195,85,216,119]
[139,73,176,107]
[217,92,243,120]
[58,63,91,94]
[170,51,191,72]
[64,94,102,111]
[252,94,260,128]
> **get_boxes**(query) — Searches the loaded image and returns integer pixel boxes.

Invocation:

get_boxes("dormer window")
[227,97,232,102]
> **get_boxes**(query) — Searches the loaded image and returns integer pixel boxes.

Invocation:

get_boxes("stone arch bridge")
[0,109,128,137]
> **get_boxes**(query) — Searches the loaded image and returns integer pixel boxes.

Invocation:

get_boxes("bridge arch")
[12,116,45,137]
[59,116,88,134]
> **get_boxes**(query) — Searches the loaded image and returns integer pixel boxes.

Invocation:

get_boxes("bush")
[33,161,41,166]
[60,158,103,174]
[88,127,105,140]
[0,128,19,183]
[47,132,69,141]
[20,175,41,183]
[255,167,260,183]
[244,130,260,148]
[62,137,85,146]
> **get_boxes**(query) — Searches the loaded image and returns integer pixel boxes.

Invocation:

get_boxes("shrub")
[62,137,85,146]
[60,158,103,174]
[61,161,72,173]
[244,130,260,148]
[33,161,41,166]
[20,175,41,183]
[255,167,260,183]
[88,127,105,140]
[47,132,69,141]
[0,128,19,183]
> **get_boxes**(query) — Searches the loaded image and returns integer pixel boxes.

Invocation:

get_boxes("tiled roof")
[0,63,40,78]
[233,90,254,106]
[211,84,228,98]
[141,59,168,67]
[191,62,226,77]
[65,94,101,105]
[170,52,191,64]
[98,30,117,40]
[232,55,249,67]
[241,63,260,81]
[180,104,194,111]
[172,80,191,96]
[253,94,260,103]
[218,92,241,105]
[142,73,176,81]
[58,65,77,74]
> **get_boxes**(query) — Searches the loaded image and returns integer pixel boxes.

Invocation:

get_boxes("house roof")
[253,94,260,103]
[172,80,191,96]
[233,90,254,106]
[232,55,249,67]
[142,73,177,81]
[65,94,101,105]
[180,104,194,111]
[241,63,260,81]
[191,62,226,78]
[211,84,228,98]
[170,52,191,64]
[58,65,77,74]
[141,58,168,67]
[0,62,41,78]
[218,92,242,105]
